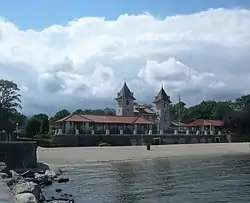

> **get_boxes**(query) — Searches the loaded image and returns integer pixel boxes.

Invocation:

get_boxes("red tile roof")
[187,119,224,127]
[55,114,154,125]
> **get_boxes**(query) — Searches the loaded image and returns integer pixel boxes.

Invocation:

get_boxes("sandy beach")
[37,143,250,166]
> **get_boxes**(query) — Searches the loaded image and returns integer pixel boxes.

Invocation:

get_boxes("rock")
[0,162,12,177]
[15,193,39,203]
[50,166,63,176]
[24,177,38,183]
[42,179,52,186]
[4,175,24,189]
[55,188,62,193]
[21,170,35,179]
[0,162,8,173]
[0,172,9,179]
[12,181,42,200]
[34,173,52,185]
[39,194,46,202]
[45,170,57,179]
[57,177,69,183]
[9,170,19,177]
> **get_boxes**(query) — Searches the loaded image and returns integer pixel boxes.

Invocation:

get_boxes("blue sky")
[0,0,250,30]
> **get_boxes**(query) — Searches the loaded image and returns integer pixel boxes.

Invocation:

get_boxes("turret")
[115,82,135,116]
[153,87,171,133]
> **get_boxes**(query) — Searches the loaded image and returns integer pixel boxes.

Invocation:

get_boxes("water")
[43,154,250,202]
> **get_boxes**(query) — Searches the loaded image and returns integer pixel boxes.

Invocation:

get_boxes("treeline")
[171,96,250,133]
[1,79,250,138]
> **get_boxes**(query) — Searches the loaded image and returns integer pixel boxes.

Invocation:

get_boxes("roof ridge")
[132,116,140,124]
[55,114,73,123]
[79,114,95,122]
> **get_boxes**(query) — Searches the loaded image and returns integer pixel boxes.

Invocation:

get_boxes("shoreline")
[38,143,250,166]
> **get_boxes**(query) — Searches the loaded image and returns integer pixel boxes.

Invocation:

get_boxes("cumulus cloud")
[0,8,250,114]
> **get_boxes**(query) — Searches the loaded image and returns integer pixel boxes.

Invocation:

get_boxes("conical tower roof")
[115,82,136,100]
[153,87,171,103]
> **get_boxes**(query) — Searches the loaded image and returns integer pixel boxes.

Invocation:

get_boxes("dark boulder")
[57,177,69,183]
[56,188,62,193]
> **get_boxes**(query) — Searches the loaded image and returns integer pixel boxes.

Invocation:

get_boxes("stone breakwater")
[0,162,74,203]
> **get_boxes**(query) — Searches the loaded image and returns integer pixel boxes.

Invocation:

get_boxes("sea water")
[43,154,250,203]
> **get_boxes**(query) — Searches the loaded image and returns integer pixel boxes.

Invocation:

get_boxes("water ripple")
[43,154,250,203]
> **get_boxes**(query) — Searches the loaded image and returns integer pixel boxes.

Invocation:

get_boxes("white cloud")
[0,8,250,114]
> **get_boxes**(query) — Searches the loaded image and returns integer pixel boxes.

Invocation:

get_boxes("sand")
[37,143,250,166]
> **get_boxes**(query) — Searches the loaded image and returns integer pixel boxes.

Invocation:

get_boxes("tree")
[103,107,116,116]
[72,109,85,114]
[73,108,116,116]
[34,114,49,134]
[50,109,71,122]
[0,79,22,133]
[25,117,41,138]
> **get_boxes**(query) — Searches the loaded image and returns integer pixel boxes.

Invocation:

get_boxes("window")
[164,103,167,107]
[127,108,129,111]
[70,122,73,126]
[125,100,130,105]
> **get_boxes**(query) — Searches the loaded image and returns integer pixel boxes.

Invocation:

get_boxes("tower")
[115,82,135,116]
[153,86,172,133]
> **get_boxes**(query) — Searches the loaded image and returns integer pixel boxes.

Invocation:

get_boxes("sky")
[0,0,250,115]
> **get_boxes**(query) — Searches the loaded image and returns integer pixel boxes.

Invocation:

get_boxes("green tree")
[34,114,49,134]
[25,117,41,137]
[0,79,22,133]
[51,109,71,122]
[103,107,116,116]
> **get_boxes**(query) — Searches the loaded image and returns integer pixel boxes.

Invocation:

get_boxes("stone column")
[186,129,189,135]
[75,129,79,135]
[159,130,163,135]
[106,129,110,135]
[133,124,137,135]
[120,129,123,135]
[91,130,95,135]
[226,134,232,143]
[58,129,62,135]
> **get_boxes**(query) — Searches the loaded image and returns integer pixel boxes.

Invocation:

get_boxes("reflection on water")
[43,154,250,203]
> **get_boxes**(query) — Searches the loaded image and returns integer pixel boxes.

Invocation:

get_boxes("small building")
[170,121,189,130]
[186,119,224,132]
[133,103,156,122]
[55,114,155,135]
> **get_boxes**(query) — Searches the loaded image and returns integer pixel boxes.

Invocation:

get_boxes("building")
[55,114,154,135]
[55,82,172,135]
[185,119,224,132]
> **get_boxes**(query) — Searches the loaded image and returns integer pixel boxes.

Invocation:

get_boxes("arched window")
[125,100,130,105]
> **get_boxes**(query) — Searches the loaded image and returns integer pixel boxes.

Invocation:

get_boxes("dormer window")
[126,100,130,105]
